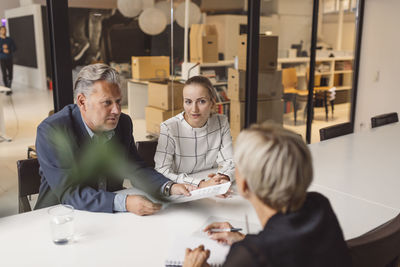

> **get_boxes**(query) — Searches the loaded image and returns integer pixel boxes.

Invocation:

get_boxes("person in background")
[35,63,191,215]
[183,123,351,267]
[0,26,16,95]
[154,76,234,189]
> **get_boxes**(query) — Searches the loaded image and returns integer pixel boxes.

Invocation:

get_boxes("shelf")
[278,57,309,64]
[216,101,230,105]
[214,82,228,86]
[316,72,332,75]
[199,60,235,67]
[335,86,352,91]
[334,70,353,74]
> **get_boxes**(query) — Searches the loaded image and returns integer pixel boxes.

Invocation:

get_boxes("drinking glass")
[48,204,74,245]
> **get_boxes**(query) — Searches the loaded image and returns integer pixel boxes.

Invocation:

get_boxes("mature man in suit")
[34,63,190,215]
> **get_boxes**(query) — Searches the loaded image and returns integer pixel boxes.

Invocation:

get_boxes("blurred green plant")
[49,127,132,185]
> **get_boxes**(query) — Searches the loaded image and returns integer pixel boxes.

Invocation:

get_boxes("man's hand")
[204,222,245,245]
[183,245,211,267]
[170,183,196,196]
[125,195,161,216]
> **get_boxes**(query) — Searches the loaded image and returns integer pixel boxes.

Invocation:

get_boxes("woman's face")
[0,28,6,36]
[183,83,215,128]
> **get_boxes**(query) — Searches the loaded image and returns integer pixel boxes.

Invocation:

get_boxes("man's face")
[78,80,122,133]
[0,27,5,35]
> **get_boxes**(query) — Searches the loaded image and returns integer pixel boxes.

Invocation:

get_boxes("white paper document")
[167,182,231,203]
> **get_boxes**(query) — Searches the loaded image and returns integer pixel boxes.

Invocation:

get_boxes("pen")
[209,228,242,233]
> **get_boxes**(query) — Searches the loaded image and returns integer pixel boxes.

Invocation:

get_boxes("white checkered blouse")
[154,112,235,186]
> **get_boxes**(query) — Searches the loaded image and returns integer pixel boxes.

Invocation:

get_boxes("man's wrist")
[163,180,176,197]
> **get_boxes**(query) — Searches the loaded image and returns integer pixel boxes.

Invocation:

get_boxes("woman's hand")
[198,173,231,198]
[204,222,245,245]
[183,245,210,267]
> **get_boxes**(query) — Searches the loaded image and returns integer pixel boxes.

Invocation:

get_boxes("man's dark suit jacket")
[34,104,170,213]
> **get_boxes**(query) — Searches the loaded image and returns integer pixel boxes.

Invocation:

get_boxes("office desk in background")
[1,124,400,266]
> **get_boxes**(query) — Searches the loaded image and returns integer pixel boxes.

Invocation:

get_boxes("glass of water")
[48,204,74,245]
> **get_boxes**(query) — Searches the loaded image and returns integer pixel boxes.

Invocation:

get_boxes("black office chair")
[135,140,158,168]
[371,112,399,128]
[17,158,41,213]
[347,213,400,267]
[319,122,353,141]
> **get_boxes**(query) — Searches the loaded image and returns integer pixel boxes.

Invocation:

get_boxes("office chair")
[282,68,308,125]
[371,112,399,128]
[27,110,54,159]
[319,122,353,141]
[313,73,335,121]
[136,140,158,168]
[347,213,400,267]
[17,158,41,213]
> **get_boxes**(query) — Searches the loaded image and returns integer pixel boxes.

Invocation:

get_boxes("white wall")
[276,0,313,57]
[5,4,47,90]
[0,0,19,18]
[354,0,400,131]
[321,13,356,51]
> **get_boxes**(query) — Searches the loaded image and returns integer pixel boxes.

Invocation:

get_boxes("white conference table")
[1,124,400,266]
[0,185,261,267]
[309,122,400,211]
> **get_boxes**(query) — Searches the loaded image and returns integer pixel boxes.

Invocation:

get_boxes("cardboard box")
[227,68,283,101]
[145,106,182,134]
[238,34,278,72]
[131,56,170,80]
[148,81,184,110]
[190,24,218,63]
[230,99,283,132]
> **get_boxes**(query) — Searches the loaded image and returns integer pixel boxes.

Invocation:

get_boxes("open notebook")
[165,216,261,266]
[165,235,230,267]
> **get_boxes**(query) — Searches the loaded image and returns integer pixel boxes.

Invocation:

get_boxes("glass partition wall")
[257,0,314,140]
[63,0,362,143]
[308,0,360,143]
[253,0,361,143]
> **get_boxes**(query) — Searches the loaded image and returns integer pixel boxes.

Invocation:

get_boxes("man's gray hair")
[234,122,313,213]
[74,63,120,101]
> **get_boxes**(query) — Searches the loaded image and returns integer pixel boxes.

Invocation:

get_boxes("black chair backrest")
[17,158,41,213]
[347,213,400,267]
[371,112,399,128]
[319,122,353,141]
[136,140,158,168]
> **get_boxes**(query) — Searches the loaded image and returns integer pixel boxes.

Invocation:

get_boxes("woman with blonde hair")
[154,76,234,188]
[184,123,351,267]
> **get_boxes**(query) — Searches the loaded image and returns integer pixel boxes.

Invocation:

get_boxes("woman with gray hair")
[183,123,351,267]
